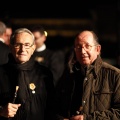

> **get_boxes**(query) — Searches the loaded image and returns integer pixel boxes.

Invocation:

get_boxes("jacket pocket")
[94,90,113,94]
[93,90,113,110]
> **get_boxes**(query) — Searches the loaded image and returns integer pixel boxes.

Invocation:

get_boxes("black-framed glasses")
[13,43,34,49]
[75,44,97,51]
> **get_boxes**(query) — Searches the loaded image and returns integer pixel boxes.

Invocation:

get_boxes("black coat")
[54,56,120,120]
[33,48,65,87]
[0,55,55,120]
[0,41,10,65]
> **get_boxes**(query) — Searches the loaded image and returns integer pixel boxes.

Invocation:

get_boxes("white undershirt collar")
[36,44,46,52]
[0,38,5,43]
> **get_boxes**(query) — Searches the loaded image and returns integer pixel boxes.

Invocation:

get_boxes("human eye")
[14,43,20,47]
[85,44,91,49]
[76,46,81,49]
[74,45,82,51]
[24,43,30,47]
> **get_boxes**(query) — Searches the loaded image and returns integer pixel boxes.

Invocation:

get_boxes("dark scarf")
[11,57,35,104]
[8,56,36,120]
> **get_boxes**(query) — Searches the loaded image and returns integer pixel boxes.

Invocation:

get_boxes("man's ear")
[96,45,101,54]
[43,35,46,42]
[31,43,36,54]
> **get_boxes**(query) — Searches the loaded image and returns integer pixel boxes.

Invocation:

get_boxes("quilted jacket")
[54,56,120,120]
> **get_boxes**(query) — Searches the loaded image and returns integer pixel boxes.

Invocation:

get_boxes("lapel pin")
[29,83,36,94]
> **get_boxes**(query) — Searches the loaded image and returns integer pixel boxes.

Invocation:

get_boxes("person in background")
[30,25,65,87]
[5,21,13,45]
[54,30,120,120]
[0,21,10,65]
[0,28,55,120]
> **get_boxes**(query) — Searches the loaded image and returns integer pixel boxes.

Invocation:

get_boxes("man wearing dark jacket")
[30,25,65,87]
[54,30,120,120]
[0,28,55,120]
[0,21,10,65]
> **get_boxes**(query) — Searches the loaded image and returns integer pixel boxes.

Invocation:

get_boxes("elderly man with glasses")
[0,28,55,120]
[54,30,120,120]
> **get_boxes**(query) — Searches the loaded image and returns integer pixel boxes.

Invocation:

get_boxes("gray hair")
[10,28,35,45]
[0,21,6,35]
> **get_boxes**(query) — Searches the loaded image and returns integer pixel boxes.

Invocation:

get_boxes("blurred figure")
[54,30,120,120]
[30,25,65,87]
[0,21,10,65]
[5,22,13,45]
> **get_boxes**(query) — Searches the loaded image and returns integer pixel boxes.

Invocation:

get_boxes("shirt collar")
[35,44,46,52]
[0,38,5,43]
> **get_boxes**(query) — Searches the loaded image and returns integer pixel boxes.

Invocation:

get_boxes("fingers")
[7,103,21,117]
[70,115,83,120]
[1,103,21,118]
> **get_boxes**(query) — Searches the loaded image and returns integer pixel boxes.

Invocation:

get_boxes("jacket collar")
[93,55,103,76]
[72,55,103,77]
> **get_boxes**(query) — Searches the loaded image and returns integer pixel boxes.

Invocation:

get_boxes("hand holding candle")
[12,86,19,103]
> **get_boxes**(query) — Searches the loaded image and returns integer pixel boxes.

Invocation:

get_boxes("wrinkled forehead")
[15,32,34,43]
[75,31,94,45]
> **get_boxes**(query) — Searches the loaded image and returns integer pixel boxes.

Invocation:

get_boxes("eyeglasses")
[75,44,97,51]
[13,43,34,49]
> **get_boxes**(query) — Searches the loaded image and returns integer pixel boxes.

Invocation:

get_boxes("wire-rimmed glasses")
[75,43,97,51]
[13,43,34,49]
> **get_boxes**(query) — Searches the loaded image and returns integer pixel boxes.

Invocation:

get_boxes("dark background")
[0,0,120,66]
